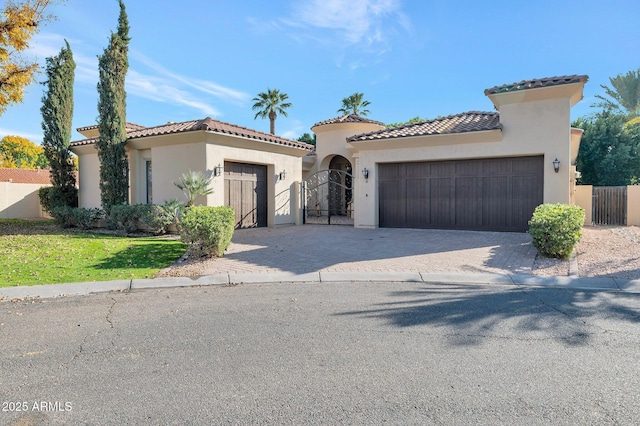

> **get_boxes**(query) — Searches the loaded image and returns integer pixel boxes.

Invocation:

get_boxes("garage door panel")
[406,178,429,226]
[430,178,454,226]
[379,164,401,179]
[379,156,543,232]
[455,177,482,227]
[512,175,542,228]
[379,180,403,227]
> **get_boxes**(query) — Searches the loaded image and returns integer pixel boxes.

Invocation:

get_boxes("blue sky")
[2,0,639,143]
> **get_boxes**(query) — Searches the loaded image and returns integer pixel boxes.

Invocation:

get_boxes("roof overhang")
[486,82,587,110]
[347,128,503,153]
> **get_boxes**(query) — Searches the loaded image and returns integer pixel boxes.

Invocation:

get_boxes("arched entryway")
[328,155,353,216]
[303,155,354,225]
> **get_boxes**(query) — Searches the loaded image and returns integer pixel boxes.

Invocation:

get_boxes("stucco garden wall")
[574,185,593,225]
[0,182,49,219]
[627,185,640,226]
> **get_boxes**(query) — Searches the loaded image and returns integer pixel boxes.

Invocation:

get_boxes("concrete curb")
[3,273,640,301]
[0,280,131,301]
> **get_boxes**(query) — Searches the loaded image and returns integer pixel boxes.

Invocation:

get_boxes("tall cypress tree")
[96,0,130,213]
[41,39,77,208]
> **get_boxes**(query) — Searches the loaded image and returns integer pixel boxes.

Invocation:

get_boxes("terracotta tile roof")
[484,75,589,96]
[347,111,501,142]
[76,122,147,132]
[312,114,385,128]
[71,117,314,151]
[0,168,52,184]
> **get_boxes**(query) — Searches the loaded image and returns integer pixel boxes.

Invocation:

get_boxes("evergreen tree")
[574,110,640,186]
[41,39,77,207]
[96,0,130,213]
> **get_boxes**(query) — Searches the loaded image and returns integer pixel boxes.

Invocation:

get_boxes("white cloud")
[288,0,409,47]
[0,128,43,143]
[131,51,251,106]
[127,70,221,117]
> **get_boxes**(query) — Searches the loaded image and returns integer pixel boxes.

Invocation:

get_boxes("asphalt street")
[2,281,640,425]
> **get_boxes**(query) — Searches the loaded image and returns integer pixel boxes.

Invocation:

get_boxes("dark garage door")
[224,162,267,229]
[378,156,543,232]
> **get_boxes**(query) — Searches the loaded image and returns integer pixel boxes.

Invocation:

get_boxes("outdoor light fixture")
[362,167,369,182]
[279,170,286,181]
[213,164,222,177]
[553,158,560,173]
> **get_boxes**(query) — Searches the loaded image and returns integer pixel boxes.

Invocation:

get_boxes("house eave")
[347,128,503,152]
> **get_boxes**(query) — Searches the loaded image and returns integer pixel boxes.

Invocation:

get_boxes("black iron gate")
[303,169,354,225]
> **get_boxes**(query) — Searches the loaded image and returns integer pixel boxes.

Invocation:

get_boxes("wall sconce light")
[279,170,286,181]
[362,167,369,182]
[553,158,560,173]
[213,164,222,177]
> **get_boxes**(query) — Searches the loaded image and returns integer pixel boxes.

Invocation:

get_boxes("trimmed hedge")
[528,204,585,259]
[38,186,78,214]
[108,204,174,234]
[51,206,103,229]
[179,206,235,257]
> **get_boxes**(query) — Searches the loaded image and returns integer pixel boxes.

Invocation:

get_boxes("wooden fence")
[592,186,627,225]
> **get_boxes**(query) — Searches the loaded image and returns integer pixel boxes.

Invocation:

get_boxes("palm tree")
[338,92,371,116]
[173,170,214,207]
[594,69,640,124]
[252,88,292,135]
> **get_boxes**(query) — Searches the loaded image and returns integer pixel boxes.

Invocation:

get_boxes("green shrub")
[50,206,103,229]
[108,204,141,233]
[38,186,78,214]
[138,204,174,235]
[528,204,585,259]
[179,206,235,257]
[74,208,103,230]
[107,204,176,234]
[38,186,54,214]
[50,206,75,228]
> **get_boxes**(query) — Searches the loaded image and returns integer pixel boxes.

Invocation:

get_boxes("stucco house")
[305,75,588,232]
[70,119,314,228]
[70,74,588,232]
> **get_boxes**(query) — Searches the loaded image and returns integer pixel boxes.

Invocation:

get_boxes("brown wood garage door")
[378,156,543,232]
[224,162,267,229]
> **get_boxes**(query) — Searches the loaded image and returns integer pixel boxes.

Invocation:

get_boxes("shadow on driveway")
[335,284,640,346]
[212,225,537,275]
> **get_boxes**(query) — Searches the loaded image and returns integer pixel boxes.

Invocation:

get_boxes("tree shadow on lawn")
[335,284,640,346]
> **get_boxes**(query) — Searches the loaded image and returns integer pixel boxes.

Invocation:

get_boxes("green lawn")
[0,219,186,287]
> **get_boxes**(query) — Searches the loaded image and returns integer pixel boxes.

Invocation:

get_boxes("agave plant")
[173,170,214,207]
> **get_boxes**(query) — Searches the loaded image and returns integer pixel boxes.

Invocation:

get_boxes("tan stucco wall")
[0,182,49,218]
[205,142,304,226]
[574,185,593,225]
[309,121,385,180]
[628,185,640,226]
[147,142,207,206]
[350,97,575,228]
[76,148,102,209]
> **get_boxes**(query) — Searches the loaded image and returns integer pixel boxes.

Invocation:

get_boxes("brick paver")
[203,225,537,276]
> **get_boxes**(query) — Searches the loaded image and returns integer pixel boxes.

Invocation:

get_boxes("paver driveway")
[202,225,537,276]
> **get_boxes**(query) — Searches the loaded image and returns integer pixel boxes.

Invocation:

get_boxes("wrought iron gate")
[303,169,354,225]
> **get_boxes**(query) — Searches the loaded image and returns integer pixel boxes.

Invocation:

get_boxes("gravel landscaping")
[532,226,640,279]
